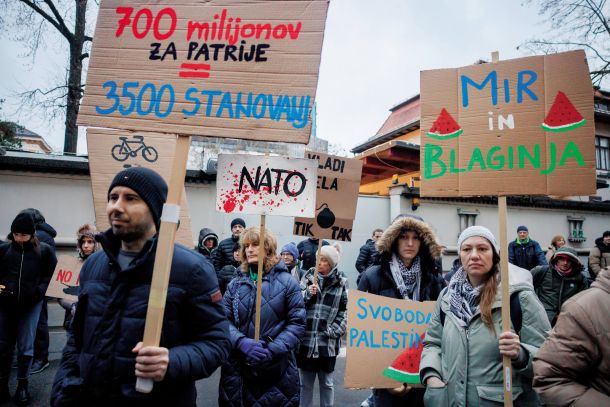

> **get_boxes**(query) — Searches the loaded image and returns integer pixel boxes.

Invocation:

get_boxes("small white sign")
[216,154,317,217]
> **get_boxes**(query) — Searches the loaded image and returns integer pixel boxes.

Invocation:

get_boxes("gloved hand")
[237,338,272,364]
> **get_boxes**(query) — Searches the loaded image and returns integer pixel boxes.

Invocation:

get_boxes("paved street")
[1,304,370,407]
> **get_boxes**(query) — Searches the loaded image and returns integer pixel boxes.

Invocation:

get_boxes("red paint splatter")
[223,196,237,213]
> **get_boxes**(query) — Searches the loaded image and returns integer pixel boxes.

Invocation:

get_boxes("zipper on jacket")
[17,250,24,303]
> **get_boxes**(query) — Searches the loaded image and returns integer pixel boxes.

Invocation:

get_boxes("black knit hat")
[108,167,168,228]
[231,218,246,230]
[11,212,35,235]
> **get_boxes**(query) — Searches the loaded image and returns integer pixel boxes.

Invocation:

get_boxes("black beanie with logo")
[108,167,168,229]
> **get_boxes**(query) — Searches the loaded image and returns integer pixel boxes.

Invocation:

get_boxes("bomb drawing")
[316,203,335,229]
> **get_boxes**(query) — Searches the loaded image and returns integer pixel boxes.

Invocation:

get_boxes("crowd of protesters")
[0,166,608,406]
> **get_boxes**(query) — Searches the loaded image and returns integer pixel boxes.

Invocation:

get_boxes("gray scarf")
[448,267,481,326]
[389,254,421,300]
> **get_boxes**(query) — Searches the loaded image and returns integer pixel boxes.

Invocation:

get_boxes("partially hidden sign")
[344,290,434,389]
[294,152,363,241]
[420,50,595,197]
[46,256,83,301]
[87,128,194,247]
[77,0,329,144]
[215,154,317,217]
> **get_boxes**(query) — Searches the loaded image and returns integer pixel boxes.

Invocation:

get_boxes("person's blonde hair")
[550,235,566,248]
[239,227,280,274]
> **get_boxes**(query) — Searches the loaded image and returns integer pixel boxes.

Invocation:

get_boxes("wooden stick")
[499,196,513,407]
[490,50,513,407]
[254,214,266,341]
[312,241,323,286]
[136,135,191,393]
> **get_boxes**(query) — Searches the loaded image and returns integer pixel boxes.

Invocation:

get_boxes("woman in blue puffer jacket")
[219,227,306,407]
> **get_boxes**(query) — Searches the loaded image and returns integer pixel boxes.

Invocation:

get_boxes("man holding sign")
[51,167,231,406]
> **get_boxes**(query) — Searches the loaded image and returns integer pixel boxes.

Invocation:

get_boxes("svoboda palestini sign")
[420,50,596,197]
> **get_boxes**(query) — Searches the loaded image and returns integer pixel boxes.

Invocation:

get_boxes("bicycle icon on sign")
[111,136,159,162]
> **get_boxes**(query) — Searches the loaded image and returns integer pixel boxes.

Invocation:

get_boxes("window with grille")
[458,208,479,235]
[567,216,586,243]
[596,136,609,170]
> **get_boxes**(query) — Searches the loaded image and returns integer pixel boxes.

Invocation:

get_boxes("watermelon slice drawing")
[383,334,425,385]
[427,108,463,140]
[541,91,586,132]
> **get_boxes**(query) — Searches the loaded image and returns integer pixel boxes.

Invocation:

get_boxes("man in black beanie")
[51,167,230,406]
[212,217,246,272]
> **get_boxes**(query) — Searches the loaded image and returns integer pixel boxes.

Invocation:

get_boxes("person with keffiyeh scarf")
[358,214,445,407]
[531,246,589,326]
[420,226,551,407]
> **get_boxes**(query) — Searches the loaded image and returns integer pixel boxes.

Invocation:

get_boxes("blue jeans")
[299,369,334,407]
[0,300,43,379]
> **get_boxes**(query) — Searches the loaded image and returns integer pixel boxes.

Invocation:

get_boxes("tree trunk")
[63,0,88,154]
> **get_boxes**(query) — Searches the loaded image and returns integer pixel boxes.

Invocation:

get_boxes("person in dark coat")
[195,227,219,259]
[358,215,445,407]
[50,167,231,407]
[297,238,329,271]
[0,212,57,405]
[212,218,246,272]
[508,225,547,270]
[531,246,589,326]
[356,229,383,284]
[57,224,100,331]
[19,208,57,376]
[217,243,240,295]
[218,227,305,407]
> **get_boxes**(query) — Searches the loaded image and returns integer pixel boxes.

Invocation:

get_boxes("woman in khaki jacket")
[533,266,610,406]
[420,226,551,406]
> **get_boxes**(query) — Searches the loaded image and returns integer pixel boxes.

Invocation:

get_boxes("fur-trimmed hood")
[376,216,442,258]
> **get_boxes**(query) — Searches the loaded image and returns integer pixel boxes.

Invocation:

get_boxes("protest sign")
[344,290,435,389]
[293,152,363,241]
[46,256,83,302]
[216,154,317,217]
[77,0,329,144]
[87,128,194,247]
[420,50,595,197]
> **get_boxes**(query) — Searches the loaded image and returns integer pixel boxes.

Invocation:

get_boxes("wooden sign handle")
[312,242,323,286]
[136,135,191,394]
[254,214,266,341]
[499,196,513,407]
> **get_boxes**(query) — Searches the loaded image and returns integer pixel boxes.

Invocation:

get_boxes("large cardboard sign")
[420,50,595,197]
[216,154,317,217]
[293,152,363,241]
[344,290,434,389]
[87,128,194,247]
[46,256,83,301]
[77,0,329,144]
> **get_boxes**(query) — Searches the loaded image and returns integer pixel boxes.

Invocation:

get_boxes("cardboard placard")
[293,151,363,241]
[87,128,194,247]
[344,290,434,389]
[420,50,595,197]
[45,256,83,301]
[216,154,318,217]
[77,0,329,144]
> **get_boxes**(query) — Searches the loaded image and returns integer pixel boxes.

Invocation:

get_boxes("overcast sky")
[0,0,553,154]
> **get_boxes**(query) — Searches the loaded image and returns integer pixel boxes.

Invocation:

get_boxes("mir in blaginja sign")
[420,50,595,197]
[78,0,329,144]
